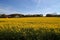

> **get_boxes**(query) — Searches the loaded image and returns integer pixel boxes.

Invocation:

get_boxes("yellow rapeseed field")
[0,17,60,31]
[0,17,60,40]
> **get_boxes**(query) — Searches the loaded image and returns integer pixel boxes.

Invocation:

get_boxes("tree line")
[0,13,60,18]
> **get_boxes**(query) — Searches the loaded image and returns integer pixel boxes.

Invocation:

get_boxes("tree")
[0,14,8,18]
[9,14,24,18]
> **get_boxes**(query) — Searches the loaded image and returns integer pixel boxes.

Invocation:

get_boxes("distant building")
[8,14,24,18]
[14,15,20,18]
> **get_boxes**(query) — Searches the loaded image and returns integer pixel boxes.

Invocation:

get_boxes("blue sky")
[0,0,60,15]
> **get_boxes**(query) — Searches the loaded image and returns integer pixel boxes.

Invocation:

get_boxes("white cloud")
[32,0,41,3]
[0,6,22,14]
[31,0,41,7]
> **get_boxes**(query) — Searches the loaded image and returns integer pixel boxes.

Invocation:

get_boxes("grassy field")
[0,17,60,40]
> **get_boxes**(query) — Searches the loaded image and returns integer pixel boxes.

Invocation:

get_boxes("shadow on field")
[0,28,60,40]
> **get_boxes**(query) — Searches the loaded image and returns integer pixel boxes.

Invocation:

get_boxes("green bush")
[0,28,60,40]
